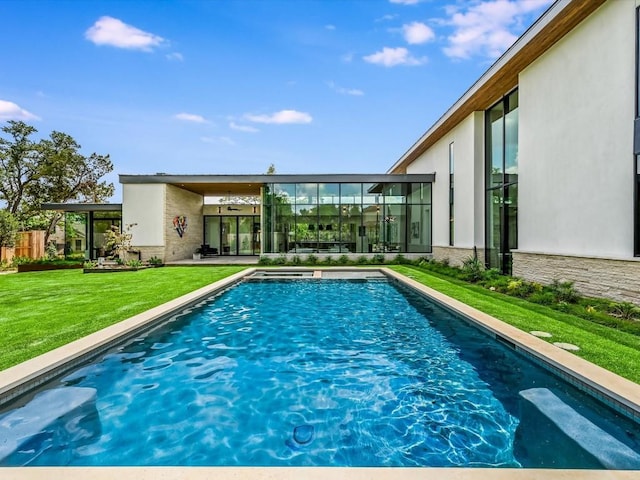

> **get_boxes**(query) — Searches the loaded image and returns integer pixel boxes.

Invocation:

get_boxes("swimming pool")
[1,273,640,468]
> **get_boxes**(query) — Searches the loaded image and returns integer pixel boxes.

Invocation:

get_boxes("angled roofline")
[387,0,607,174]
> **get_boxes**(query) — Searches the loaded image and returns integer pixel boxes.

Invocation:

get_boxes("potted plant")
[193,247,202,260]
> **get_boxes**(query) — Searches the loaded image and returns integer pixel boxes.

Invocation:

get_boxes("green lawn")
[2,264,639,385]
[0,266,246,370]
[391,265,640,384]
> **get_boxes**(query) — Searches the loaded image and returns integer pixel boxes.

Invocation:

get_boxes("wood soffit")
[390,0,608,174]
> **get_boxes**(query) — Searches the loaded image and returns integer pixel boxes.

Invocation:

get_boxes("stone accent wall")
[135,246,165,262]
[512,251,640,306]
[432,246,480,267]
[164,185,203,262]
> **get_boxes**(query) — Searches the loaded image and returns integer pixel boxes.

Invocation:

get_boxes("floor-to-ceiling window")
[449,142,455,246]
[635,7,640,256]
[64,209,121,259]
[486,89,518,273]
[262,182,431,254]
[204,215,260,255]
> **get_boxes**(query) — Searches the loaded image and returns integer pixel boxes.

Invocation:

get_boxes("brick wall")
[164,185,203,261]
[512,251,640,306]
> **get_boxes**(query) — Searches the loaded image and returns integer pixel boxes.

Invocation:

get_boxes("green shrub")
[258,256,273,265]
[337,254,350,265]
[291,255,302,265]
[549,280,580,303]
[608,302,640,320]
[273,255,287,265]
[461,256,484,282]
[306,254,318,265]
[322,256,334,265]
[356,255,368,265]
[393,254,408,264]
[370,254,385,264]
[126,259,144,268]
[148,256,163,266]
[45,241,59,260]
[83,260,98,269]
[10,256,32,267]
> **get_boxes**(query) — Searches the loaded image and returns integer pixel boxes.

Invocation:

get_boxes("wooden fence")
[0,231,46,263]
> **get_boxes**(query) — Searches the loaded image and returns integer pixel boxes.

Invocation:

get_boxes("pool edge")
[1,267,639,478]
[381,267,640,423]
[0,267,256,405]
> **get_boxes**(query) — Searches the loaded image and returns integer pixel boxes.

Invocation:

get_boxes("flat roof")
[387,0,607,174]
[42,203,122,212]
[119,173,436,196]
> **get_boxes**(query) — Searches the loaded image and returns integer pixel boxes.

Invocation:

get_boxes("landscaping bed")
[18,263,83,272]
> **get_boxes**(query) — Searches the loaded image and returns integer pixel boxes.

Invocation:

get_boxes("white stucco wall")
[407,112,483,250]
[518,0,636,258]
[122,184,165,246]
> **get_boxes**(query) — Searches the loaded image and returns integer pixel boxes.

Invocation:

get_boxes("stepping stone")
[530,331,553,338]
[553,342,580,351]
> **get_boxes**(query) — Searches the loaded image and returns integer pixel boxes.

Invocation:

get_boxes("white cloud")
[341,52,355,63]
[85,16,165,51]
[230,121,259,133]
[166,52,184,61]
[175,112,207,123]
[442,0,553,59]
[0,100,40,121]
[327,81,364,96]
[325,24,336,30]
[201,136,235,146]
[402,21,435,45]
[376,14,398,22]
[245,110,312,125]
[390,0,422,4]
[363,47,427,67]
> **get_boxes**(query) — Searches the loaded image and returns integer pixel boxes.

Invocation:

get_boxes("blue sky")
[0,0,552,201]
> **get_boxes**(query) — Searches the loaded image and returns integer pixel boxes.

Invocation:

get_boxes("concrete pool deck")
[1,267,639,478]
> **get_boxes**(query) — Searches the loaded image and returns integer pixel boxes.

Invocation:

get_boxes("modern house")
[45,0,640,305]
[386,0,640,306]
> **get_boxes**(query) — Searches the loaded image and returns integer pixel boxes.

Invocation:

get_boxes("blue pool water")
[1,279,640,467]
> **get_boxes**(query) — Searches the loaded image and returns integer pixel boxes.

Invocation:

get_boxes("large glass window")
[262,182,431,254]
[486,90,518,273]
[635,8,640,256]
[449,142,454,246]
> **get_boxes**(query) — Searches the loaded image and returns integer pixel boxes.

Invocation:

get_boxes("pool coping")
[1,266,639,479]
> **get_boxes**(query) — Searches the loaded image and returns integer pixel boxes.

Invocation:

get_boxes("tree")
[0,210,19,247]
[0,121,114,243]
[0,121,40,216]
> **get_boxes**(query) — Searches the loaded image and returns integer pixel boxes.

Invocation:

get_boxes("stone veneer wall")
[164,185,203,262]
[512,251,640,306]
[432,246,480,267]
[134,246,165,262]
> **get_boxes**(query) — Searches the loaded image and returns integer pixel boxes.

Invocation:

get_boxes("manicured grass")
[391,265,640,384]
[0,266,246,370]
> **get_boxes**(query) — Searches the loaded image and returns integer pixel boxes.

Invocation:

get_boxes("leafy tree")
[0,210,19,247]
[0,121,40,216]
[0,121,114,243]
